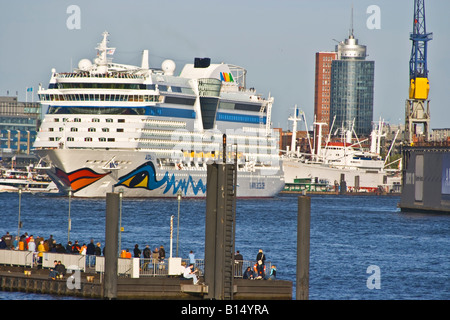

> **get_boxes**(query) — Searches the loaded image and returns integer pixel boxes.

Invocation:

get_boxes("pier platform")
[0,265,292,300]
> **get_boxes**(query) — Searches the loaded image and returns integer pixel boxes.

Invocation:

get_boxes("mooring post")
[296,196,310,300]
[104,192,119,300]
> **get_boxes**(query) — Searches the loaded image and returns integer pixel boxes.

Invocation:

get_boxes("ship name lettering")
[250,182,265,189]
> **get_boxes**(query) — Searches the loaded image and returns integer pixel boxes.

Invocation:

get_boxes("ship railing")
[56,72,146,80]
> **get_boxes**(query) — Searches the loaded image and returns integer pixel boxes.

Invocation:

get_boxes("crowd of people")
[0,231,169,267]
[2,231,277,281]
[0,231,101,257]
[239,249,277,281]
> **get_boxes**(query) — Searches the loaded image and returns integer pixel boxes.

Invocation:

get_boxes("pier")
[0,258,292,299]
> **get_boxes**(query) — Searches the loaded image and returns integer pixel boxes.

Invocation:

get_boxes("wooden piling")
[296,196,310,300]
[104,192,119,299]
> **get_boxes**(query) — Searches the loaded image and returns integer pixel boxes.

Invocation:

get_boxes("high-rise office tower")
[314,52,337,135]
[330,30,374,137]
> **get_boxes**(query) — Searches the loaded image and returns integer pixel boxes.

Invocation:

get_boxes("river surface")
[0,192,449,300]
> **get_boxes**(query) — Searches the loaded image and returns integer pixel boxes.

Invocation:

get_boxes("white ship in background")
[0,165,57,193]
[282,106,401,193]
[33,32,284,198]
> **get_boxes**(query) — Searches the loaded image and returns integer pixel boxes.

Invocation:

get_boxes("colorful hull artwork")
[55,161,207,196]
[114,161,206,196]
[55,167,111,192]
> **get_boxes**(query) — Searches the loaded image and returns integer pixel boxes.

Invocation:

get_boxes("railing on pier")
[0,250,271,279]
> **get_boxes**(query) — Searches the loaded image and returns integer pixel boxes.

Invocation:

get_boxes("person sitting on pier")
[183,263,199,285]
[268,265,277,280]
[55,260,66,277]
[48,260,59,280]
[243,266,255,280]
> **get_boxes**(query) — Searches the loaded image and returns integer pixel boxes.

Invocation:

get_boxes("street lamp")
[17,186,23,239]
[68,188,72,243]
[119,189,124,253]
[176,189,182,257]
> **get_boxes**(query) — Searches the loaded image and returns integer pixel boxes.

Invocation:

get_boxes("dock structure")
[0,264,292,299]
[399,145,450,213]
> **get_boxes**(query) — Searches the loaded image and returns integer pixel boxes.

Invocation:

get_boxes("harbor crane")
[405,0,433,144]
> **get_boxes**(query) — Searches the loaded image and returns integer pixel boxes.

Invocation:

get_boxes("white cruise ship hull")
[36,149,284,198]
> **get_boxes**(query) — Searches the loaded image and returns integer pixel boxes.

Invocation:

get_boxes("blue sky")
[0,0,448,131]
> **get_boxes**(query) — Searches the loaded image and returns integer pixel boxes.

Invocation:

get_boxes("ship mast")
[93,31,115,74]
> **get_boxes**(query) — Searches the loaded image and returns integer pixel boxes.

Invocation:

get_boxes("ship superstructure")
[282,106,401,193]
[33,32,284,197]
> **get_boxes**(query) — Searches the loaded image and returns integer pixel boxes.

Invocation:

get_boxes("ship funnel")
[141,50,149,69]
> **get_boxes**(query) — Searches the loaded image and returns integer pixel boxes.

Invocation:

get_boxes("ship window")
[67,137,74,141]
[99,137,106,142]
[49,128,54,132]
[54,118,59,122]
[92,118,100,122]
[71,127,78,132]
[117,128,124,132]
[74,118,81,122]
[102,128,109,132]
[49,137,55,141]
[118,119,125,123]
[106,119,113,123]
[88,127,96,132]
[84,137,92,141]
[59,127,64,131]
[107,138,115,142]
[164,96,196,106]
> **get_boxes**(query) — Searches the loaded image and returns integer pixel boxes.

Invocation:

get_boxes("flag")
[107,48,116,55]
[27,87,33,92]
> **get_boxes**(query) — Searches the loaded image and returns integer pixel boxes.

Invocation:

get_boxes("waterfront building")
[330,31,374,137]
[314,52,337,135]
[0,96,42,166]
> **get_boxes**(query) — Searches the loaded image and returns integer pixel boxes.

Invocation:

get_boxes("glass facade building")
[0,96,41,153]
[330,59,374,136]
[330,34,374,137]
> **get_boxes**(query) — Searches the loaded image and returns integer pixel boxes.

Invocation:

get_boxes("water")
[0,192,449,300]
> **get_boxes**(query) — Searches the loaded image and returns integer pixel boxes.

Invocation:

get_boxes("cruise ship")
[33,32,284,198]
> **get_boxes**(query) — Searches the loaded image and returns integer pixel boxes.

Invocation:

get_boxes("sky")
[0,0,449,131]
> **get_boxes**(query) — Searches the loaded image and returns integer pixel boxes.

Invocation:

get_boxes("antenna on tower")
[350,3,354,38]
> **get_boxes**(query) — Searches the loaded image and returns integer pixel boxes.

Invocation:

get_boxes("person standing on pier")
[134,244,141,258]
[189,250,195,267]
[1,232,13,249]
[72,240,81,254]
[159,245,165,262]
[37,240,46,267]
[28,237,36,252]
[142,245,151,270]
[86,239,96,267]
[95,242,102,256]
[235,250,243,277]
[256,249,266,265]
[65,241,72,253]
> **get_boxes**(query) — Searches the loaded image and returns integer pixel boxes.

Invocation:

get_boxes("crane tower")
[405,0,433,144]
